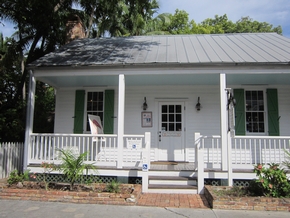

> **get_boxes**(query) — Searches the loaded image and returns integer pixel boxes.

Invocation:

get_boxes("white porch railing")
[232,136,290,168]
[195,134,290,169]
[28,133,151,168]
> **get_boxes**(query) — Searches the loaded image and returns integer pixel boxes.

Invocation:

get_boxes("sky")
[1,0,290,38]
[157,0,290,37]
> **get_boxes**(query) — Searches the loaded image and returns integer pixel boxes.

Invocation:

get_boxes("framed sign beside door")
[141,112,152,127]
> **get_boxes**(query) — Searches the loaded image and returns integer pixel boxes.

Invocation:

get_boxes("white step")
[149,179,197,186]
[147,176,198,194]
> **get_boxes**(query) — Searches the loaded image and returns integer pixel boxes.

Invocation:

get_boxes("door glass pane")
[176,114,181,122]
[169,105,174,113]
[176,105,181,113]
[162,123,167,131]
[169,114,174,122]
[176,123,182,131]
[169,123,174,131]
[162,105,167,113]
[162,114,167,122]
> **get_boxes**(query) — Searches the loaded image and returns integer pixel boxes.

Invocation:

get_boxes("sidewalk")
[1,199,289,218]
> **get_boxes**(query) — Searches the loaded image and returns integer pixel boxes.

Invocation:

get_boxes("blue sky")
[1,0,290,38]
[157,0,290,37]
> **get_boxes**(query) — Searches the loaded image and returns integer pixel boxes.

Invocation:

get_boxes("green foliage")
[7,169,30,185]
[39,162,58,190]
[253,163,290,197]
[57,148,97,191]
[106,180,120,193]
[33,83,55,133]
[282,149,290,169]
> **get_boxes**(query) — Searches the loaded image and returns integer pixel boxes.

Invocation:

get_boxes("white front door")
[158,102,185,161]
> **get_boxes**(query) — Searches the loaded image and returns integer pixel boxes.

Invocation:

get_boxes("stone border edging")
[0,185,141,205]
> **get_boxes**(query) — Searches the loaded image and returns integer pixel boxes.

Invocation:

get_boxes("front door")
[158,102,185,161]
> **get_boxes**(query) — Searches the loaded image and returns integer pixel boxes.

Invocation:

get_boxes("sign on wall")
[141,112,152,127]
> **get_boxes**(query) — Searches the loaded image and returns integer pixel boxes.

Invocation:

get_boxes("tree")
[235,16,282,34]
[199,14,235,34]
[0,0,159,141]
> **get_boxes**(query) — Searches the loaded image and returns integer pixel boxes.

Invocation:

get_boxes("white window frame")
[84,90,104,133]
[244,88,268,136]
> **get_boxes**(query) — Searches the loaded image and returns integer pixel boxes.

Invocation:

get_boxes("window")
[86,92,104,131]
[161,104,182,131]
[234,88,279,136]
[245,90,265,133]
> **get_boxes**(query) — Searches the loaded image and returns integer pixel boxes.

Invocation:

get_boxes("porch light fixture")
[142,97,148,110]
[196,97,201,111]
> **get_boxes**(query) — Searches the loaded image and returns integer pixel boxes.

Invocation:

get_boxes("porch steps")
[147,176,198,194]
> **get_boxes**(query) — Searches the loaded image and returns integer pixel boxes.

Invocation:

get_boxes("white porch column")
[220,73,228,171]
[23,70,36,171]
[117,74,125,168]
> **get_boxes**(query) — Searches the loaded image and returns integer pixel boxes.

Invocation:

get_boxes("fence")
[0,142,24,179]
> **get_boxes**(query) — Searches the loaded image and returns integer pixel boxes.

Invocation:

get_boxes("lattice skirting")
[32,173,142,184]
[204,179,251,187]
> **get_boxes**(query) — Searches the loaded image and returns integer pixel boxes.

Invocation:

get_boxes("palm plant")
[57,148,97,191]
[283,149,290,169]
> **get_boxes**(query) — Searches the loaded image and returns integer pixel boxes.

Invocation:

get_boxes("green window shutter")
[104,90,114,134]
[73,90,85,134]
[267,89,279,136]
[234,89,245,135]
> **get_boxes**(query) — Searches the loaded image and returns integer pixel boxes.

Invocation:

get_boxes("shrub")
[57,148,97,191]
[7,169,30,185]
[253,163,290,197]
[106,180,120,193]
[38,162,58,190]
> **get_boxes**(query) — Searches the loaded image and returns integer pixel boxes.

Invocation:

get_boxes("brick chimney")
[65,15,85,44]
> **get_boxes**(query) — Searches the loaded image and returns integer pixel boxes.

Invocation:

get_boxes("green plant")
[7,169,30,185]
[57,148,97,191]
[253,163,290,197]
[106,180,120,193]
[282,149,290,169]
[40,162,57,190]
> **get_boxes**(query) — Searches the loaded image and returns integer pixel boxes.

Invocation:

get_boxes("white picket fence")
[0,142,24,179]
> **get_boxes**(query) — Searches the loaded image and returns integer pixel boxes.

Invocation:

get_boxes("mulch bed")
[204,185,290,212]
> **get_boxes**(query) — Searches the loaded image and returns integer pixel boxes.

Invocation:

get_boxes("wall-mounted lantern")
[142,97,148,111]
[196,97,201,111]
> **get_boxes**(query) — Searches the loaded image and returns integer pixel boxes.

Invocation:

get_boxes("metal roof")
[29,33,290,68]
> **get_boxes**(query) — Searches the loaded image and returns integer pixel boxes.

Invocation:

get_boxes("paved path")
[1,200,289,218]
[137,193,209,208]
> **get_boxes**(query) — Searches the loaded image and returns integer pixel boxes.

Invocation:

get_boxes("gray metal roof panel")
[29,33,290,68]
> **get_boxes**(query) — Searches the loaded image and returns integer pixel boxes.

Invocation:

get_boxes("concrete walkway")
[1,199,289,218]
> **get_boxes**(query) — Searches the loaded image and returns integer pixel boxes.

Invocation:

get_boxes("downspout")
[23,70,36,171]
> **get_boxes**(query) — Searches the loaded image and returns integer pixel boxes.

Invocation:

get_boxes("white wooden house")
[25,33,290,193]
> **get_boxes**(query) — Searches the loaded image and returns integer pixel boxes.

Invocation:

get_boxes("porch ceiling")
[36,73,290,88]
